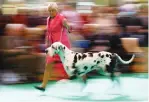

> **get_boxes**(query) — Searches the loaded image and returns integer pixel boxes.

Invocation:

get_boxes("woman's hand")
[45,36,51,47]
[45,43,50,48]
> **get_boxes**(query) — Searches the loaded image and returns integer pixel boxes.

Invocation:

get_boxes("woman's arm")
[45,33,51,47]
[45,17,51,47]
[63,18,71,33]
[45,35,49,47]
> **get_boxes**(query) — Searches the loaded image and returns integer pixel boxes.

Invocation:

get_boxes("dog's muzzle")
[45,49,48,54]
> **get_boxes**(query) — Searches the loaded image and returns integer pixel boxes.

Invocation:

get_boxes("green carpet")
[0,73,148,102]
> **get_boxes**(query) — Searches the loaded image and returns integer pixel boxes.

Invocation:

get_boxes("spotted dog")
[45,42,135,83]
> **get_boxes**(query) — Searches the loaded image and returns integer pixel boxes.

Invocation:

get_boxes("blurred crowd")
[0,1,148,50]
[0,0,148,83]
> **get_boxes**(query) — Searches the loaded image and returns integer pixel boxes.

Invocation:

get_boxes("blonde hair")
[47,2,59,12]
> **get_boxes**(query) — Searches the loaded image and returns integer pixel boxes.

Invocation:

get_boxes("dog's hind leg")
[77,74,87,92]
[105,65,122,95]
[106,54,117,81]
[110,66,121,86]
[106,54,121,86]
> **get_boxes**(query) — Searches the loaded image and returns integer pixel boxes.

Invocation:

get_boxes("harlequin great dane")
[45,42,135,83]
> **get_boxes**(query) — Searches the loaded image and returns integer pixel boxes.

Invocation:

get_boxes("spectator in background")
[83,6,118,40]
[27,9,41,27]
[12,8,28,25]
[118,1,138,17]
[137,4,148,46]
[34,2,71,91]
[61,2,83,32]
[0,11,12,36]
[117,1,143,33]
[117,14,143,33]
[138,4,148,29]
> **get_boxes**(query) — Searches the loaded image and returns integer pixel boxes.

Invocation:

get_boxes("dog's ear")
[51,45,55,49]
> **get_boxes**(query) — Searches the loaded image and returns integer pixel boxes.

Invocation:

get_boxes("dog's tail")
[115,53,135,64]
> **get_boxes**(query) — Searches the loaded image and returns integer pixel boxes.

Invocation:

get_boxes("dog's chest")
[62,53,76,76]
[64,54,75,66]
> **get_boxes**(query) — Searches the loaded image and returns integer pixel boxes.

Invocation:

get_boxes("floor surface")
[0,73,148,102]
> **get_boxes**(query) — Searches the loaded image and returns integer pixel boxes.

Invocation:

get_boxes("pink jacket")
[46,13,71,63]
[46,13,71,48]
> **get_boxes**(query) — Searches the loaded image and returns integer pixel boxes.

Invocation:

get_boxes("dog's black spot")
[78,55,82,60]
[94,60,96,62]
[72,63,77,69]
[69,75,77,80]
[97,61,100,64]
[106,54,109,57]
[101,55,104,58]
[74,54,78,63]
[73,69,78,75]
[88,52,93,57]
[52,45,55,49]
[106,65,110,72]
[72,54,78,68]
[82,54,87,59]
[98,53,101,57]
[63,46,65,49]
[58,46,61,50]
[109,54,112,59]
[91,66,94,69]
[105,54,117,81]
[84,66,88,70]
[78,72,84,75]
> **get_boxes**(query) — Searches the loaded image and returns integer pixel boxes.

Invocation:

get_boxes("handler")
[34,2,71,91]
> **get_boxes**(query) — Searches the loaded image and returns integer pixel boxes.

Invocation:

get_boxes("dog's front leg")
[78,74,87,92]
[81,74,87,84]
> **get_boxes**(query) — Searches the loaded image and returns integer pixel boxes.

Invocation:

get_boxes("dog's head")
[45,42,66,57]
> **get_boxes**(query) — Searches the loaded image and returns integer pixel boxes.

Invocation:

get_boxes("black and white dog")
[45,42,135,83]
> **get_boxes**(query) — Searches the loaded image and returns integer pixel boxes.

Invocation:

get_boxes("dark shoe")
[34,86,45,92]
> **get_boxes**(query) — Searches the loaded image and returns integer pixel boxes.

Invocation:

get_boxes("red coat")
[46,13,71,63]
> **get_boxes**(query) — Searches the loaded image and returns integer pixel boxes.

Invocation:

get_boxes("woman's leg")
[35,62,54,91]
[40,63,54,88]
